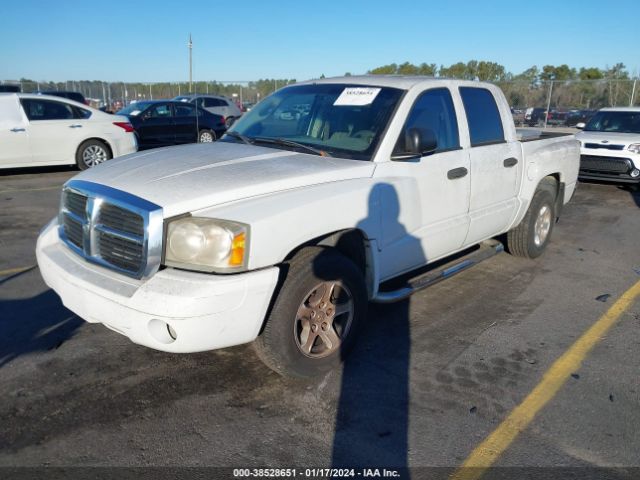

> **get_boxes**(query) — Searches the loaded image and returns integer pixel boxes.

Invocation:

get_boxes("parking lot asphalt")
[0,168,639,476]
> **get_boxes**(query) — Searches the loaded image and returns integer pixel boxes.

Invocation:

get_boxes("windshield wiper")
[224,131,253,145]
[252,137,332,157]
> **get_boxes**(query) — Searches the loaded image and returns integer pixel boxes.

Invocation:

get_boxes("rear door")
[0,95,31,167]
[21,98,85,164]
[136,103,175,147]
[459,87,523,246]
[172,102,198,144]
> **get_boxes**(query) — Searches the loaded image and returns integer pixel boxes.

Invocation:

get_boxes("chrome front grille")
[97,203,145,237]
[62,214,84,248]
[58,180,163,279]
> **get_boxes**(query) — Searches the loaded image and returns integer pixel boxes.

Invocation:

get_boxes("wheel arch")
[282,228,378,299]
[76,137,113,159]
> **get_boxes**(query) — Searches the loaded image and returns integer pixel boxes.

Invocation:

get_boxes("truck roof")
[297,75,495,91]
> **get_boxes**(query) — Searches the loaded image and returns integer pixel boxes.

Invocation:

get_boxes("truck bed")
[516,128,574,142]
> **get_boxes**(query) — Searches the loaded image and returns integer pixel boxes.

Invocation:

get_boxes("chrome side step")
[372,239,504,304]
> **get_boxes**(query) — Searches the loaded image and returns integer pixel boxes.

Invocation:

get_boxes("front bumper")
[36,219,279,353]
[578,171,640,184]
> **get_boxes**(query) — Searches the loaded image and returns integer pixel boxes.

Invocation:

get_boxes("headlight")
[164,217,248,272]
[627,143,640,154]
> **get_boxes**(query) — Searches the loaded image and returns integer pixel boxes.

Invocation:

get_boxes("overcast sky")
[1,0,638,82]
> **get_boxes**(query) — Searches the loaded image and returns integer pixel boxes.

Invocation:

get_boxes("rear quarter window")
[459,87,505,146]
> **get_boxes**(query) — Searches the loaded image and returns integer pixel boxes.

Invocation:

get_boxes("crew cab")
[36,76,580,377]
[575,107,640,185]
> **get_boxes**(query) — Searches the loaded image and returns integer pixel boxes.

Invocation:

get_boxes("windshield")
[117,102,153,116]
[584,111,640,134]
[223,84,404,160]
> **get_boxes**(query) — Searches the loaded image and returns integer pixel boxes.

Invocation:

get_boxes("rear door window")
[459,87,505,146]
[21,98,76,121]
[204,98,225,108]
[174,104,197,117]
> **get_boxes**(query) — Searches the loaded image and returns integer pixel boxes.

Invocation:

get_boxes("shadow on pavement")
[0,280,82,368]
[0,165,77,177]
[328,183,425,475]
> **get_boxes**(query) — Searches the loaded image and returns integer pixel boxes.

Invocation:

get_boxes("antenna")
[188,34,193,93]
[188,34,200,140]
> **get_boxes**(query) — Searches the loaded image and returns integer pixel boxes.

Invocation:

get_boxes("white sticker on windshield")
[333,87,381,106]
[129,110,141,116]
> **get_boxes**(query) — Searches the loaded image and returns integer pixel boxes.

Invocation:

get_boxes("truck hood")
[575,130,640,147]
[73,142,376,217]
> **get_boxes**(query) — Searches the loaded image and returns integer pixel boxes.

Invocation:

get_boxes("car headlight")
[627,143,640,154]
[164,217,248,272]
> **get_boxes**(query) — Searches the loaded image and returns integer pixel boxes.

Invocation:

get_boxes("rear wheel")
[76,139,111,170]
[253,247,368,378]
[225,117,236,128]
[507,177,557,258]
[198,129,216,143]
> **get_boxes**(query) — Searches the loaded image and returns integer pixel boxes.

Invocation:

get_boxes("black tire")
[253,246,368,378]
[225,117,235,128]
[76,139,111,170]
[507,177,558,258]
[198,129,216,143]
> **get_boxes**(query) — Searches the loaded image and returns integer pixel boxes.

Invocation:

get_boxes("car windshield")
[584,111,640,134]
[223,83,404,160]
[117,102,153,116]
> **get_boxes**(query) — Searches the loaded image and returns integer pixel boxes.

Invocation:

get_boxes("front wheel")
[507,178,557,258]
[198,129,216,143]
[253,247,368,378]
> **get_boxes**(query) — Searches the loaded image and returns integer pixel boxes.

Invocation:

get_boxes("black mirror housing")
[392,128,438,161]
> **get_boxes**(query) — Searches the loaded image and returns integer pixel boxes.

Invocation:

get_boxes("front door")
[374,87,471,280]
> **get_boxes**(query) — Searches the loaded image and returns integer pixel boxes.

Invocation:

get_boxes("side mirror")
[392,127,438,161]
[575,122,586,130]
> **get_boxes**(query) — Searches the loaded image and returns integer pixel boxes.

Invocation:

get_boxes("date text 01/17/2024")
[232,468,401,478]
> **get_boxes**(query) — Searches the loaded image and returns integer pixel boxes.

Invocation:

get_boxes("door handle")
[69,124,83,128]
[503,157,518,168]
[447,167,468,180]
[10,128,25,132]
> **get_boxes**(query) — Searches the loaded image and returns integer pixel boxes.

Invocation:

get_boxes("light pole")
[188,34,193,93]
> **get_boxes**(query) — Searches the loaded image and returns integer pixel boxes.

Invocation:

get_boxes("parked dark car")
[546,110,568,126]
[0,84,21,93]
[524,107,548,126]
[37,90,88,105]
[116,100,227,150]
[565,109,597,127]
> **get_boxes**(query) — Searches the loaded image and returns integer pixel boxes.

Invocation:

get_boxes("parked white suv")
[37,77,580,377]
[0,93,137,170]
[174,94,242,128]
[575,107,640,185]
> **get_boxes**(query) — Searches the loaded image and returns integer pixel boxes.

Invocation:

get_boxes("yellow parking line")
[0,186,61,194]
[0,265,37,277]
[451,279,640,480]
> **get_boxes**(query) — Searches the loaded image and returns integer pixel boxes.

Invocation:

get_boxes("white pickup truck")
[37,76,580,377]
